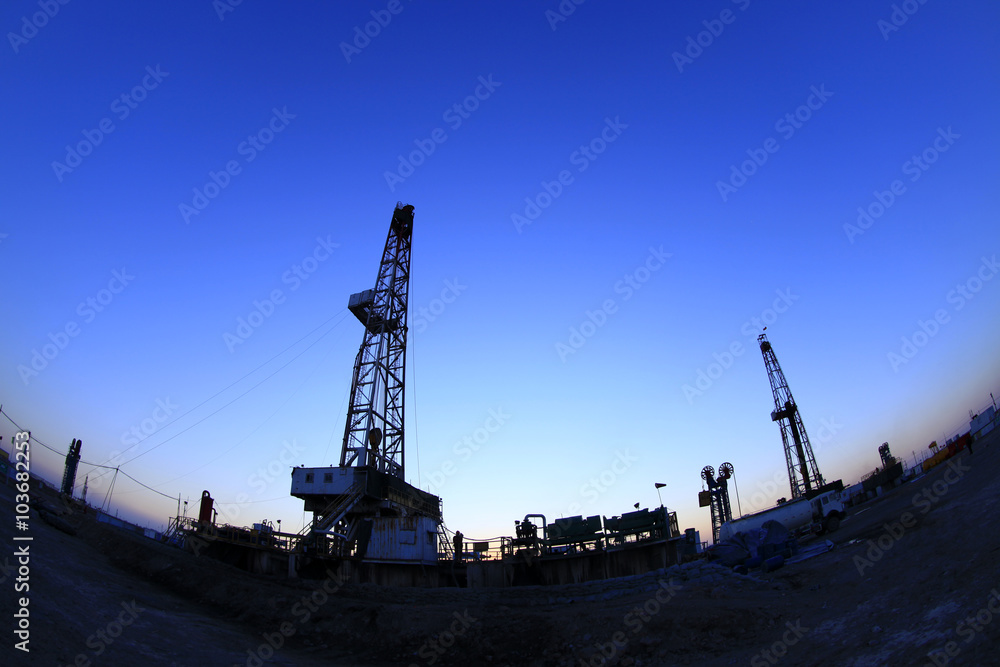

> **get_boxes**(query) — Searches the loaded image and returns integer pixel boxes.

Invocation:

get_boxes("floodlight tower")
[758,333,824,500]
[700,463,734,544]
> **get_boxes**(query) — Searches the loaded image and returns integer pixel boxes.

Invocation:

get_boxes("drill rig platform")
[290,203,442,583]
[290,465,440,564]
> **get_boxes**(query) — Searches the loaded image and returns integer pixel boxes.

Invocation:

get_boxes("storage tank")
[198,490,214,525]
[718,498,813,542]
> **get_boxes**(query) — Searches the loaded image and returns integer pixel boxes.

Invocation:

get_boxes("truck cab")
[810,489,845,533]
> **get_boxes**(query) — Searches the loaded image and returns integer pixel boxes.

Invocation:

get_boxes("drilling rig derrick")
[758,333,824,500]
[290,204,441,568]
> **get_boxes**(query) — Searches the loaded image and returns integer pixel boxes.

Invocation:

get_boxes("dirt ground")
[2,425,998,666]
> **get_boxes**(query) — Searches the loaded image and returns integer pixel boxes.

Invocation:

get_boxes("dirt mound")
[7,426,999,666]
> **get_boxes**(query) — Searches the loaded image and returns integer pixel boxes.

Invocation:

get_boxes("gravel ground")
[2,425,998,666]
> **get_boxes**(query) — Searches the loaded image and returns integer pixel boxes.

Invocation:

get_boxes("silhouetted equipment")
[701,462,734,543]
[291,204,441,565]
[603,507,678,545]
[61,438,82,496]
[758,334,824,499]
[878,442,896,468]
[198,490,215,525]
[341,203,413,478]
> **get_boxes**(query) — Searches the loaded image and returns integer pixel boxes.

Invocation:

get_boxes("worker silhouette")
[453,531,463,563]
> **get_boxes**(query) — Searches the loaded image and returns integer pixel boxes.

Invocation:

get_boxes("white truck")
[718,484,845,542]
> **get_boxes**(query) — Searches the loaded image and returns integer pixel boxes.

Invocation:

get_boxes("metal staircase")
[298,482,364,538]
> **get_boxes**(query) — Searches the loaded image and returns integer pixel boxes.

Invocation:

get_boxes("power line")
[117,468,177,501]
[0,309,352,513]
[107,308,348,465]
[117,311,348,469]
[211,494,292,505]
[1,409,64,456]
[1,408,174,501]
[149,320,346,487]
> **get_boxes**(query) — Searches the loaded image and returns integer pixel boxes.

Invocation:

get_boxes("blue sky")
[2,1,998,544]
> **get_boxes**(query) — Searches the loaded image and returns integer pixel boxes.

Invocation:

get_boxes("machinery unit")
[291,204,442,565]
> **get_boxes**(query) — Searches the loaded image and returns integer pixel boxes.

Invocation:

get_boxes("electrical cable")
[103,308,348,465]
[410,324,420,489]
[148,319,346,487]
[118,312,347,469]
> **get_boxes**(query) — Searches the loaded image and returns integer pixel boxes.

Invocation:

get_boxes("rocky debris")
[37,507,77,535]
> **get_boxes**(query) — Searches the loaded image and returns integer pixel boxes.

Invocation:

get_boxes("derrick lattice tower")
[339,204,413,479]
[758,334,824,499]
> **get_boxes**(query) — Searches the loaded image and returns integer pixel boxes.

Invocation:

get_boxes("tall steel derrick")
[339,203,414,479]
[757,333,824,500]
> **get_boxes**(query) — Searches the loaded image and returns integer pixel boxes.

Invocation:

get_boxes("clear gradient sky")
[2,1,998,545]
